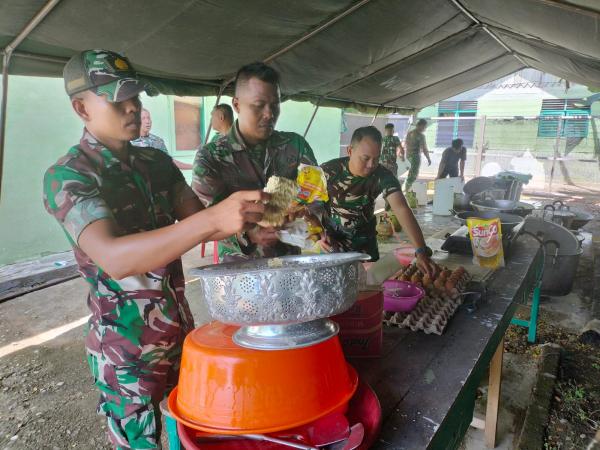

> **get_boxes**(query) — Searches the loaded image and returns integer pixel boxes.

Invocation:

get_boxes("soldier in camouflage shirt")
[44,50,266,450]
[321,126,436,276]
[380,123,404,176]
[402,118,431,192]
[193,62,319,260]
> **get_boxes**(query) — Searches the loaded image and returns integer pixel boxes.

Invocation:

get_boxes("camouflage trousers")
[84,296,193,449]
[404,153,421,192]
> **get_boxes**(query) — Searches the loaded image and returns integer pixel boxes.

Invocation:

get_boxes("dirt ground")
[0,182,598,450]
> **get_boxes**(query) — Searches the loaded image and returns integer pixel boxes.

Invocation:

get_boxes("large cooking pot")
[470,199,534,217]
[550,200,594,230]
[523,217,583,296]
[454,211,524,235]
[170,321,358,434]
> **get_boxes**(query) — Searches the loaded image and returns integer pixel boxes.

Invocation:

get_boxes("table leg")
[527,286,541,344]
[485,337,504,448]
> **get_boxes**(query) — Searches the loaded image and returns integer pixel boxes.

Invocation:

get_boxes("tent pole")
[0,0,62,201]
[548,117,563,192]
[263,0,371,63]
[448,0,528,68]
[533,0,600,20]
[0,53,9,201]
[303,98,322,138]
[370,106,382,125]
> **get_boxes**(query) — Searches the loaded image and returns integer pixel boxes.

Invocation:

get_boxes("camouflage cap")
[63,49,150,102]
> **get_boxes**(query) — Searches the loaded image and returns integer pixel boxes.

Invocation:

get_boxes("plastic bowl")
[171,321,358,434]
[393,245,415,266]
[175,379,382,450]
[382,280,425,312]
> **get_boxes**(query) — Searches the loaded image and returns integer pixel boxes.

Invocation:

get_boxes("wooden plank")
[0,251,78,301]
[359,235,542,450]
[485,337,504,448]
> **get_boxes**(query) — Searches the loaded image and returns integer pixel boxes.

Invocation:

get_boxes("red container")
[338,325,383,358]
[341,290,383,317]
[333,308,383,331]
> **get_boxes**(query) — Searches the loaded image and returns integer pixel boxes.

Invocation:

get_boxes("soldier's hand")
[210,190,269,236]
[247,226,280,247]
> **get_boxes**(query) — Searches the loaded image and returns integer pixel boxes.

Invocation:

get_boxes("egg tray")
[383,264,470,335]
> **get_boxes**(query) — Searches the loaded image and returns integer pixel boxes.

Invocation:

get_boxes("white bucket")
[412,181,428,206]
[433,177,462,215]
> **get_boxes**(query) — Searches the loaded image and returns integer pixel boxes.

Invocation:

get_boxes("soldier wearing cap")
[43,49,267,449]
[192,62,320,261]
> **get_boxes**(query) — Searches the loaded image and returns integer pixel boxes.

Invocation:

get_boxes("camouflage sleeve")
[378,166,402,199]
[191,144,226,207]
[297,134,318,165]
[43,164,114,244]
[165,156,197,208]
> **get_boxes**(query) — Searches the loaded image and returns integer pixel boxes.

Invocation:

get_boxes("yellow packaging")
[296,164,329,204]
[466,217,505,269]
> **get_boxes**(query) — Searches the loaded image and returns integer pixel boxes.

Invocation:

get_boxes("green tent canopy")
[2,0,600,113]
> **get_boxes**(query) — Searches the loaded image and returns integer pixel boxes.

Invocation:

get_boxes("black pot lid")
[463,177,494,195]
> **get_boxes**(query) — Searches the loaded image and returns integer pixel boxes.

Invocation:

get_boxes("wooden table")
[352,229,542,449]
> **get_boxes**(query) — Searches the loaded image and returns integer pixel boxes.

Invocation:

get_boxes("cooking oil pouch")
[466,217,505,269]
[296,164,329,204]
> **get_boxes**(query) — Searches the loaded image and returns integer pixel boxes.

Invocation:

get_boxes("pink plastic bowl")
[393,245,415,267]
[383,280,425,312]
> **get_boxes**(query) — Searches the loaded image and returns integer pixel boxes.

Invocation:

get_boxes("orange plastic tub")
[171,321,358,434]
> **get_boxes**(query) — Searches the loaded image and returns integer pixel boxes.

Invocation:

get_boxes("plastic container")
[338,325,383,358]
[412,180,428,206]
[393,244,415,266]
[332,306,383,331]
[171,322,358,434]
[382,280,425,312]
[433,177,462,216]
[176,379,382,450]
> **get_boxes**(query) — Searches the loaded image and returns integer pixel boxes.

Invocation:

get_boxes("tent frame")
[0,0,62,200]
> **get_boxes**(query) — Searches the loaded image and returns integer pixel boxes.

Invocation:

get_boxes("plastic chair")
[201,241,219,264]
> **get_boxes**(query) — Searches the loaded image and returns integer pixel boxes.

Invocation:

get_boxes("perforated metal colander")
[191,253,370,326]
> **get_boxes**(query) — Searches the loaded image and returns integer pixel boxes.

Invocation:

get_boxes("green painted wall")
[1,76,81,265]
[0,77,340,266]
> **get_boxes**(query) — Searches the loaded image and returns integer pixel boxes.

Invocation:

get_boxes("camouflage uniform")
[131,133,168,154]
[45,50,193,450]
[380,135,401,176]
[321,157,402,261]
[192,122,318,260]
[404,129,426,192]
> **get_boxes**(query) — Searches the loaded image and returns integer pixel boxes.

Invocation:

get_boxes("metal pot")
[454,211,524,235]
[470,199,534,217]
[453,192,471,210]
[550,200,593,230]
[523,217,583,296]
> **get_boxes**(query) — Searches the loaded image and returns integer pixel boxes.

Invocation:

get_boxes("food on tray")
[467,217,505,268]
[393,263,469,300]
